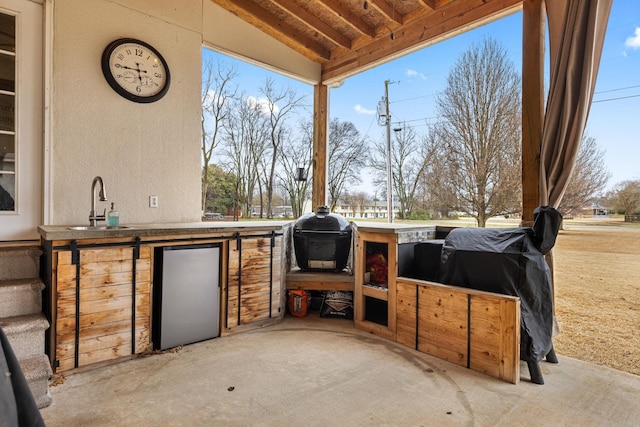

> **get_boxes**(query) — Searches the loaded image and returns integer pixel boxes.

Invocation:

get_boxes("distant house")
[591,202,609,216]
[333,197,398,220]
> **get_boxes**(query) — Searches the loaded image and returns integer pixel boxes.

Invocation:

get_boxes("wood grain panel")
[396,281,417,348]
[469,295,520,383]
[395,277,520,383]
[226,235,282,330]
[53,244,153,372]
[56,264,77,281]
[79,340,133,366]
[79,247,133,263]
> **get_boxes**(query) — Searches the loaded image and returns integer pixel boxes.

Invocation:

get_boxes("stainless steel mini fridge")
[153,244,221,350]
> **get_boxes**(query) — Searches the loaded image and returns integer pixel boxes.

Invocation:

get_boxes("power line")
[592,93,640,103]
[594,84,640,94]
[390,93,436,104]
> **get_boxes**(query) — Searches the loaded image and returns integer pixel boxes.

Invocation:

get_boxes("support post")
[312,84,328,211]
[521,0,545,226]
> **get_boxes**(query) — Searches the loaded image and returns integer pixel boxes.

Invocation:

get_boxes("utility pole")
[378,79,394,223]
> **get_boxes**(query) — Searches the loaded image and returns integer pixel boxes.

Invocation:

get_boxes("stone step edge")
[0,246,42,257]
[0,313,50,334]
[19,353,53,383]
[0,277,45,290]
[0,241,41,250]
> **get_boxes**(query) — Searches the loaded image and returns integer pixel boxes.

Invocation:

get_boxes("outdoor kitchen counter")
[38,220,291,241]
[39,220,291,374]
[351,221,437,243]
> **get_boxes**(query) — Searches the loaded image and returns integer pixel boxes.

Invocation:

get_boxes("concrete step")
[0,314,50,359]
[19,354,53,409]
[0,244,42,281]
[0,278,45,317]
[0,243,52,409]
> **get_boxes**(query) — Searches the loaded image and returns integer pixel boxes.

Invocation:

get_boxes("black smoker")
[293,206,352,272]
[436,206,563,385]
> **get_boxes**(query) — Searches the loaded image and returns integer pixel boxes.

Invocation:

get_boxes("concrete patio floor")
[40,315,640,427]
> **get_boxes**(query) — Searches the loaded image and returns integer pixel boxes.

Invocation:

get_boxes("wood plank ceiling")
[211,0,523,83]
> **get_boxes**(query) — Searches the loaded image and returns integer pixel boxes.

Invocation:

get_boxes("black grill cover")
[413,240,445,281]
[438,207,562,362]
[293,206,352,271]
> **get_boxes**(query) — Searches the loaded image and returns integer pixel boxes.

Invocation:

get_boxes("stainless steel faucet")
[89,176,108,226]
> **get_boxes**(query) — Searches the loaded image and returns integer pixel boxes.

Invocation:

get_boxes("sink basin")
[67,226,131,231]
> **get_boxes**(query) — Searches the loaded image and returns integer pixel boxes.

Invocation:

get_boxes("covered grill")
[437,206,563,384]
[293,206,352,272]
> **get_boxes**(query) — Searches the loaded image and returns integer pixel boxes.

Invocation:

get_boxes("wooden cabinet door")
[54,246,152,371]
[226,235,282,330]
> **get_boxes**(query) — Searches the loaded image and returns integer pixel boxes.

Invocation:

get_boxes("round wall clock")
[101,38,170,103]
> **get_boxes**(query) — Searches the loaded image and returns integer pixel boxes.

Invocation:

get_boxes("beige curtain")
[540,0,612,338]
[540,0,612,208]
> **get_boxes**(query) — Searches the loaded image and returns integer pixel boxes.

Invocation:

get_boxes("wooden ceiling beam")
[367,0,404,24]
[272,0,352,49]
[404,0,457,23]
[415,0,436,10]
[322,0,523,82]
[211,0,331,60]
[319,0,377,39]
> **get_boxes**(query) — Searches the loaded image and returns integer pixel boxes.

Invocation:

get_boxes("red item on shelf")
[288,289,309,317]
[366,252,388,284]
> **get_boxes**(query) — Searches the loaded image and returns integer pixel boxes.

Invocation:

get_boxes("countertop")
[351,222,438,244]
[350,221,437,233]
[38,221,292,241]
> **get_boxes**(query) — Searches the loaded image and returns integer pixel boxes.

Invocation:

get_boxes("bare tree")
[355,191,367,217]
[435,37,521,227]
[260,77,307,218]
[222,93,269,219]
[276,120,313,218]
[558,133,610,215]
[201,59,238,213]
[327,118,369,211]
[418,128,459,218]
[340,191,367,217]
[609,180,640,216]
[371,124,436,219]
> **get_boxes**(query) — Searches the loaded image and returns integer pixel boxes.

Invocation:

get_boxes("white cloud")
[203,89,222,106]
[247,96,278,115]
[625,27,640,49]
[406,68,427,80]
[354,104,376,115]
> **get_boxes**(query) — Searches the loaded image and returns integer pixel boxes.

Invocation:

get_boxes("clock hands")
[119,64,147,74]
[117,62,154,87]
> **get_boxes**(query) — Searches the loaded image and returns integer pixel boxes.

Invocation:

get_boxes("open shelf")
[361,284,388,301]
[354,227,397,340]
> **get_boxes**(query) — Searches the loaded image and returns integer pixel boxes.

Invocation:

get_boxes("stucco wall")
[51,0,203,225]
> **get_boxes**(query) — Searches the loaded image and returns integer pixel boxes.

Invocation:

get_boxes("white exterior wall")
[48,0,320,226]
[51,0,202,224]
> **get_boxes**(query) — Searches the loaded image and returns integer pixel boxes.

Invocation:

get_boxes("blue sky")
[204,1,640,195]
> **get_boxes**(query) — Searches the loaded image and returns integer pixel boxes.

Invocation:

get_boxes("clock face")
[101,38,170,103]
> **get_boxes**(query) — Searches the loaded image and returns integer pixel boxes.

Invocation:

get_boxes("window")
[0,12,16,212]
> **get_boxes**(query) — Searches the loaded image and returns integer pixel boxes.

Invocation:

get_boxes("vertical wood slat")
[396,277,520,384]
[469,294,520,383]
